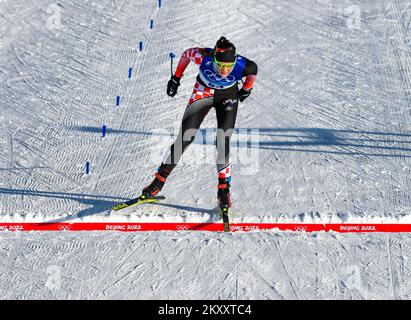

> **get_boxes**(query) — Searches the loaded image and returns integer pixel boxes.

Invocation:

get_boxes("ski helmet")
[213,37,237,77]
[214,36,236,63]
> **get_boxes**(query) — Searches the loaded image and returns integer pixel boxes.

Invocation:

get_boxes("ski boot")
[111,165,171,211]
[218,178,231,232]
[141,164,172,200]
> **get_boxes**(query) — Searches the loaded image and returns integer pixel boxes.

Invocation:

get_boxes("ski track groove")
[2,0,165,215]
[387,235,399,299]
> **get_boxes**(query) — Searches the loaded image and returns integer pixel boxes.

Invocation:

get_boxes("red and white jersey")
[174,47,257,107]
[177,47,204,68]
[188,81,215,106]
[175,48,214,106]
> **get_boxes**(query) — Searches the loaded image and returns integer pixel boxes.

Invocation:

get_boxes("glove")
[238,87,252,102]
[167,75,181,97]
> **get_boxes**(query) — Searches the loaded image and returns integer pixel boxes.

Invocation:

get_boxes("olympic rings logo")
[176,225,189,231]
[58,225,72,231]
[295,226,307,232]
[203,70,236,83]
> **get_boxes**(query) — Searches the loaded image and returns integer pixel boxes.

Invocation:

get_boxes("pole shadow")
[74,125,411,158]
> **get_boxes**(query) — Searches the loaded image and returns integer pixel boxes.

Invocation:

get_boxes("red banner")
[1,222,411,232]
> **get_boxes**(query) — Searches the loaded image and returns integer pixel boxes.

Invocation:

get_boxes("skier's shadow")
[47,197,221,228]
[0,188,219,225]
[150,202,221,224]
[0,188,127,224]
[75,126,411,158]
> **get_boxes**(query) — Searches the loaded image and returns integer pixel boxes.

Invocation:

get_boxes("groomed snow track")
[2,0,411,300]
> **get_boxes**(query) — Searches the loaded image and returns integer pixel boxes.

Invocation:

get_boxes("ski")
[111,195,166,211]
[221,205,230,232]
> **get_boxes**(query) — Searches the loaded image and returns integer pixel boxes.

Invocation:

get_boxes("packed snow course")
[1,0,411,299]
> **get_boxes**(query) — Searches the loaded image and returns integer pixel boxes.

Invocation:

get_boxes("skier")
[114,37,257,227]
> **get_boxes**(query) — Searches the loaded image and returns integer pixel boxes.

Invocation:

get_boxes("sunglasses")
[213,56,236,69]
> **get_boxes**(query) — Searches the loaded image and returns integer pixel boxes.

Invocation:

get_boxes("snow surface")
[1,231,411,300]
[1,0,411,299]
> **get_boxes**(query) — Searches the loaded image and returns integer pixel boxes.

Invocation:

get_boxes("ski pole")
[169,52,175,77]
